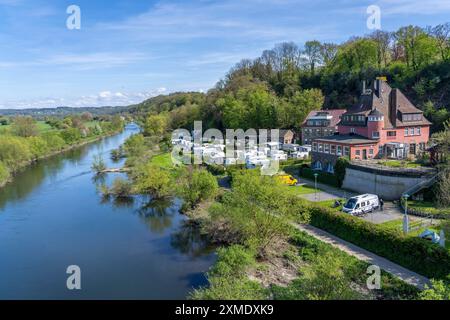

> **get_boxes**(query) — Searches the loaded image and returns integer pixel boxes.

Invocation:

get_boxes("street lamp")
[314,173,319,202]
[403,193,410,234]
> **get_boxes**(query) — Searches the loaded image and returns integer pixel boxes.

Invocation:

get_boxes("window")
[355,150,361,156]
[405,128,409,136]
[337,145,342,156]
[344,146,350,156]
[387,131,396,137]
[350,128,356,133]
[378,145,384,155]
[312,142,317,152]
[318,143,323,152]
[369,149,374,155]
[324,144,330,153]
[372,131,380,139]
[330,145,336,154]
[416,127,421,135]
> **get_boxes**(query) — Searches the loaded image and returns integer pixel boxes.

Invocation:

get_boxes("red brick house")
[301,109,346,145]
[311,78,431,171]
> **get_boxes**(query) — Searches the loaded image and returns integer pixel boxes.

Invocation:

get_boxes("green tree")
[178,168,219,211]
[419,279,450,300]
[133,162,172,198]
[143,114,168,137]
[0,136,32,171]
[11,116,38,137]
[334,157,349,187]
[0,161,10,185]
[27,136,50,159]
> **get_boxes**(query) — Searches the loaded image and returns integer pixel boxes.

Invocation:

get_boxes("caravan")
[342,194,380,216]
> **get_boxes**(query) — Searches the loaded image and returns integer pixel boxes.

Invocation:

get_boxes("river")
[0,124,215,299]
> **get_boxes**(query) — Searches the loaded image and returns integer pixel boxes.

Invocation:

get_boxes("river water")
[0,124,215,299]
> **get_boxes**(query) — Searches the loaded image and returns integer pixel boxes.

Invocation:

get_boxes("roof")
[313,134,377,145]
[302,109,346,128]
[369,108,383,116]
[343,80,431,129]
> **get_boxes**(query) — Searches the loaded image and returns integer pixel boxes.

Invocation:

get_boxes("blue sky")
[1,0,449,109]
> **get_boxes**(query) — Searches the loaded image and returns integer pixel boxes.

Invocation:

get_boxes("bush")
[0,161,10,185]
[27,136,50,159]
[300,167,339,187]
[190,245,268,300]
[179,168,219,211]
[109,178,133,198]
[206,164,226,176]
[0,135,32,171]
[334,157,349,187]
[305,205,450,279]
[91,155,106,174]
[42,132,66,151]
[60,127,82,144]
[133,163,172,198]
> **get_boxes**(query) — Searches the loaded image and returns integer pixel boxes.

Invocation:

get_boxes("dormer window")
[402,113,422,122]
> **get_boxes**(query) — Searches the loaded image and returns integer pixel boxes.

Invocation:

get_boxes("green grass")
[282,184,320,195]
[0,121,55,134]
[316,198,345,209]
[380,219,450,250]
[377,160,422,168]
[150,152,173,169]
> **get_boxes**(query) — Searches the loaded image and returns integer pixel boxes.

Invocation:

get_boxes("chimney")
[362,80,366,95]
[389,89,397,127]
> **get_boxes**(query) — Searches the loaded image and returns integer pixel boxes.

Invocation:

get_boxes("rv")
[342,194,380,216]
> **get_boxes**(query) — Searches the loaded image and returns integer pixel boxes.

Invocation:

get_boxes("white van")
[342,194,380,216]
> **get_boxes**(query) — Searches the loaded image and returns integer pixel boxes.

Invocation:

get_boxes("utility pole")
[403,193,410,234]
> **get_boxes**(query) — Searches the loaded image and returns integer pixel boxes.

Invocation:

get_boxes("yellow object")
[276,174,298,186]
[376,76,387,81]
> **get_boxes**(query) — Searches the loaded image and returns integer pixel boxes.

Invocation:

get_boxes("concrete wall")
[342,166,430,200]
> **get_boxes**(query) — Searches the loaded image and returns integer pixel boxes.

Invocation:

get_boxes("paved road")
[293,223,431,289]
[297,177,405,224]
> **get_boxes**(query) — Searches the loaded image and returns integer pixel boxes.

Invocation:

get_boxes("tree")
[178,168,219,211]
[143,114,168,137]
[429,23,450,61]
[11,116,38,137]
[288,89,324,130]
[0,161,10,185]
[431,121,450,207]
[81,112,93,122]
[320,43,338,66]
[91,155,106,174]
[133,162,172,198]
[370,30,392,69]
[334,157,349,187]
[210,170,309,255]
[303,40,322,75]
[0,136,32,171]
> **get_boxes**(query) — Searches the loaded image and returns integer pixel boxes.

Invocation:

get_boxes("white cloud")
[0,88,169,109]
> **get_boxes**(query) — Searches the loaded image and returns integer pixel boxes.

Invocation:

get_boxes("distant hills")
[0,106,128,118]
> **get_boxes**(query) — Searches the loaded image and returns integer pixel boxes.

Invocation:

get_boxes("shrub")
[109,178,133,198]
[133,162,172,198]
[0,135,32,171]
[419,279,450,300]
[0,161,10,185]
[305,205,450,279]
[178,168,219,211]
[42,132,66,151]
[27,136,50,159]
[190,245,268,300]
[334,157,349,187]
[60,127,82,144]
[91,155,106,174]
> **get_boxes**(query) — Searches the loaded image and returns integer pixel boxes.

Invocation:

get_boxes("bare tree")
[370,30,392,69]
[429,23,450,61]
[303,40,322,75]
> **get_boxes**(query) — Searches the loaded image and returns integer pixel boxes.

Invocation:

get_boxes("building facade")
[311,78,431,171]
[301,109,346,145]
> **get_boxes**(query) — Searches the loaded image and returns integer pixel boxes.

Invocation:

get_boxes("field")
[0,121,55,134]
[150,152,173,169]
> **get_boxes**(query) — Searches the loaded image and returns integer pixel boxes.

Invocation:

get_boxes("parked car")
[342,194,380,216]
[276,174,298,186]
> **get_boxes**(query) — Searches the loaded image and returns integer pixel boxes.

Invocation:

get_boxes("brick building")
[301,109,346,145]
[311,78,431,172]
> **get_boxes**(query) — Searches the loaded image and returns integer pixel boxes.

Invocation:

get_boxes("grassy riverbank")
[0,115,124,189]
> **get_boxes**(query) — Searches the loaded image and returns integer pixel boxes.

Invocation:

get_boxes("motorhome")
[342,194,380,216]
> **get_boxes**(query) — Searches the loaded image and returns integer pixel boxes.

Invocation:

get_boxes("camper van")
[342,194,380,216]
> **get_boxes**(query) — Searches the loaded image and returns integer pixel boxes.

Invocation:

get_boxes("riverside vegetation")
[0,113,124,188]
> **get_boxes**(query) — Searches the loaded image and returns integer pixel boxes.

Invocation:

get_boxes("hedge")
[307,205,450,280]
[300,167,339,187]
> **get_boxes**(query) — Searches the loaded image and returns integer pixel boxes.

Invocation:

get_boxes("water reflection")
[136,198,178,234]
[171,220,215,258]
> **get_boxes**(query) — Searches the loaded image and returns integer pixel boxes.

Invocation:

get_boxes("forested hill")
[130,23,450,135]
